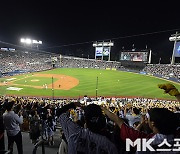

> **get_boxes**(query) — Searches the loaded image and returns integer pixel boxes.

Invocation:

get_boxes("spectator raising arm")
[101,106,124,128]
[56,102,82,140]
[101,106,154,142]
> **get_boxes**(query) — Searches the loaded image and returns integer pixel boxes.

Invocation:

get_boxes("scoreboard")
[95,47,110,56]
[120,51,148,62]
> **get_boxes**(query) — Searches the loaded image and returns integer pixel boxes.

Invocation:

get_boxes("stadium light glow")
[26,38,32,44]
[169,36,180,41]
[20,38,25,43]
[93,41,114,47]
[20,38,32,44]
[20,38,42,50]
[32,40,42,44]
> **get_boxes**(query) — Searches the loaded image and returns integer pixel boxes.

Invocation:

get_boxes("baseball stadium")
[0,39,180,154]
[1,1,180,153]
[0,45,180,100]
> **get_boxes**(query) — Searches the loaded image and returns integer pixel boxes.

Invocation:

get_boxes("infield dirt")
[0,74,79,90]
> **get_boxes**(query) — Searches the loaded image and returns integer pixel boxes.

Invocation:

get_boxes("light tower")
[20,38,42,50]
[93,41,114,61]
[169,31,180,65]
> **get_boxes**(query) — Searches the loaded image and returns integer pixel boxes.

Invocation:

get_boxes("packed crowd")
[0,83,180,154]
[0,49,121,77]
[60,56,121,69]
[0,50,54,74]
[1,49,180,81]
[143,64,180,80]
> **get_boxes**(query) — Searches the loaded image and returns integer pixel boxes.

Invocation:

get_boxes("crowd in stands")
[1,50,180,153]
[1,49,180,83]
[0,50,121,77]
[60,56,121,69]
[0,83,180,153]
[143,64,180,80]
[0,50,54,75]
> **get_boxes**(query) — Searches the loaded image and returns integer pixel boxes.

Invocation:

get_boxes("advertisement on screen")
[95,47,103,56]
[120,52,148,62]
[96,47,110,56]
[174,41,180,57]
[103,47,110,56]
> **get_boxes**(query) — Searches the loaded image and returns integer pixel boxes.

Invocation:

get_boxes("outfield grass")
[0,68,180,100]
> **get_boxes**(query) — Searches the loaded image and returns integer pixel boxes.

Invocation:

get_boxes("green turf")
[13,76,58,86]
[0,68,180,100]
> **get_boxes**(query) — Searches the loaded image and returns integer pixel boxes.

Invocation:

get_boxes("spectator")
[143,64,180,80]
[0,106,5,153]
[56,102,118,154]
[3,101,23,154]
[102,106,179,153]
[135,114,152,134]
[46,109,55,145]
[29,111,41,144]
[101,84,180,153]
[124,106,141,128]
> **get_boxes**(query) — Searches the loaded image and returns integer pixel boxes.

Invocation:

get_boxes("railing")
[0,150,11,154]
[32,125,62,154]
[32,138,45,154]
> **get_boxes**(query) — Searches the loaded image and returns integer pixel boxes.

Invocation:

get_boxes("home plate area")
[6,87,23,91]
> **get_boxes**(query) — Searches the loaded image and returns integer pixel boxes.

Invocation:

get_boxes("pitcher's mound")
[35,74,79,90]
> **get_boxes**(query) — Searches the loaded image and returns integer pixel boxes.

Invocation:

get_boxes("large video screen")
[120,52,148,62]
[174,41,180,57]
[96,47,103,56]
[95,47,110,56]
[103,47,110,56]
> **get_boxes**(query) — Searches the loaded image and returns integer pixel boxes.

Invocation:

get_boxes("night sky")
[0,1,180,63]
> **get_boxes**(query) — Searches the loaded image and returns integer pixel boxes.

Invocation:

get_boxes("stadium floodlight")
[93,41,114,47]
[32,40,38,44]
[20,38,25,43]
[103,43,108,46]
[32,40,42,50]
[93,43,97,47]
[169,31,180,65]
[20,38,32,44]
[20,38,42,49]
[109,42,114,46]
[169,36,180,41]
[26,38,32,44]
[32,40,42,44]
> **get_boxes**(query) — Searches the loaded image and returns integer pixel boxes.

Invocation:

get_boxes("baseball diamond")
[0,68,180,99]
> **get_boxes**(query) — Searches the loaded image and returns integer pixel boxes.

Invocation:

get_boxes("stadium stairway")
[4,130,62,154]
